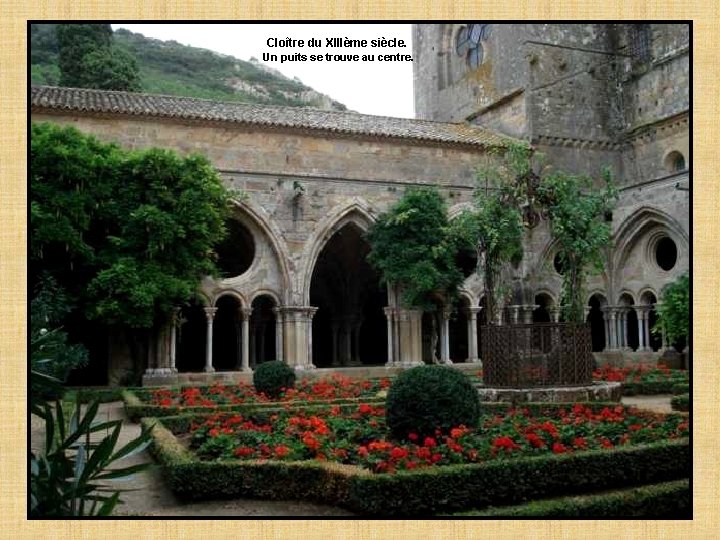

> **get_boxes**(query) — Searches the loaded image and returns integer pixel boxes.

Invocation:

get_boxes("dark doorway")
[213,295,241,371]
[586,294,607,352]
[310,223,387,367]
[177,301,206,372]
[449,298,470,363]
[251,295,276,366]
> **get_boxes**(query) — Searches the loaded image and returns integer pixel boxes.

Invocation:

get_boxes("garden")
[127,361,691,516]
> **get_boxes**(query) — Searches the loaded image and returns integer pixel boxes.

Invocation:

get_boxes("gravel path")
[30,394,675,517]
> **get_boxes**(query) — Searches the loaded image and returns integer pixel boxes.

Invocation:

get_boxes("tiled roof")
[31,86,517,149]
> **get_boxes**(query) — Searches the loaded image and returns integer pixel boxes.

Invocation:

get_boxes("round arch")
[212,289,248,309]
[250,289,282,306]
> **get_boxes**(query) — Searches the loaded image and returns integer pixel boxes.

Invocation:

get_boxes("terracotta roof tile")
[31,86,519,148]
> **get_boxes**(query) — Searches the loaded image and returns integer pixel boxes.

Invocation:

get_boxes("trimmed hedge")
[386,365,480,439]
[671,394,690,412]
[66,386,140,403]
[452,479,690,517]
[622,378,688,396]
[124,390,386,422]
[253,361,296,399]
[671,383,689,395]
[145,415,690,516]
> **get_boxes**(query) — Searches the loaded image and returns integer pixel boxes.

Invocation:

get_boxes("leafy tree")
[367,187,463,310]
[537,169,617,322]
[31,122,233,369]
[57,24,141,91]
[453,143,529,324]
[31,276,88,387]
[654,273,689,346]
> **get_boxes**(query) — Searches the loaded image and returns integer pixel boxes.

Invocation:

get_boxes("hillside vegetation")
[30,24,347,111]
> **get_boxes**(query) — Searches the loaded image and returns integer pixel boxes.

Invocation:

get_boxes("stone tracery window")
[455,24,492,69]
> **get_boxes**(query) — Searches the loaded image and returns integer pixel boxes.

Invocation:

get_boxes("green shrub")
[671,383,689,395]
[386,365,480,440]
[252,361,296,399]
[148,415,689,516]
[671,394,690,412]
[454,479,690,517]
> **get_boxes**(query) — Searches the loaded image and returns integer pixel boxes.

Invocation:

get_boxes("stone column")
[549,307,561,323]
[396,309,423,366]
[636,308,646,351]
[352,320,362,365]
[203,307,217,373]
[384,307,395,366]
[342,317,352,366]
[240,307,252,372]
[603,307,616,350]
[509,305,521,325]
[272,307,284,362]
[642,308,652,351]
[467,307,480,364]
[410,309,423,365]
[169,307,180,373]
[440,308,451,364]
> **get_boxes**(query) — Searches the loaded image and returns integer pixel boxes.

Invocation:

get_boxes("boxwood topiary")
[253,361,296,399]
[386,365,480,440]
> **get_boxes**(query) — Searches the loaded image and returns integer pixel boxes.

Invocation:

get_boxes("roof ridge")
[31,85,519,148]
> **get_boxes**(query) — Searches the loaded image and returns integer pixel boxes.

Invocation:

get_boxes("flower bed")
[124,374,391,420]
[146,402,689,515]
[185,403,687,473]
[592,364,688,395]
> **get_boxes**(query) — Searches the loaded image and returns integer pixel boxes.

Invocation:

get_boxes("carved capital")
[203,307,218,321]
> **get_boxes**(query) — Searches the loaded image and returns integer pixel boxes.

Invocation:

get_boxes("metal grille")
[480,323,593,387]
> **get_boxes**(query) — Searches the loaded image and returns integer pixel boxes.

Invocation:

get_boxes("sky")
[113,24,415,118]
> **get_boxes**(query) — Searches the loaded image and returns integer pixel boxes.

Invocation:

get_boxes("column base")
[203,366,216,373]
[294,363,316,371]
[239,367,253,373]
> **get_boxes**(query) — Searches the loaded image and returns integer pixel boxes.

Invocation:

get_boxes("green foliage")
[31,122,233,330]
[31,24,346,110]
[30,391,154,516]
[455,144,529,322]
[654,273,689,345]
[253,361,297,399]
[537,168,618,322]
[367,187,464,309]
[31,277,88,388]
[385,365,480,440]
[148,414,688,515]
[57,24,141,91]
[455,479,690,517]
[671,394,690,412]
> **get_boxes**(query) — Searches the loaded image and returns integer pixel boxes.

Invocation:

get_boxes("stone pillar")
[343,318,352,366]
[272,307,284,362]
[642,308,652,351]
[169,307,180,373]
[396,309,423,367]
[636,308,646,351]
[440,308,451,364]
[352,320,362,365]
[240,308,252,372]
[549,307,561,323]
[331,322,340,366]
[281,307,317,369]
[384,307,395,366]
[203,307,217,373]
[509,305,521,325]
[619,309,629,350]
[467,307,480,364]
[603,307,617,350]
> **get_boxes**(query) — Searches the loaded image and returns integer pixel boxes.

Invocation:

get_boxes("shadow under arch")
[298,198,378,305]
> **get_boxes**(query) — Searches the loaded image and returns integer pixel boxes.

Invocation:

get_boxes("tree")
[31,122,233,370]
[367,187,464,310]
[57,24,141,91]
[537,169,617,322]
[654,273,689,346]
[453,143,529,324]
[368,187,464,363]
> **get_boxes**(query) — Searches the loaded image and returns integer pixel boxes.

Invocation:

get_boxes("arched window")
[664,151,686,173]
[455,24,492,69]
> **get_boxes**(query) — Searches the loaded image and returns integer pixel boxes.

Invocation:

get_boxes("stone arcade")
[30,23,689,384]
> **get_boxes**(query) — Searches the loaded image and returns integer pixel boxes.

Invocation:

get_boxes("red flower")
[234,446,254,457]
[159,398,172,408]
[208,428,220,437]
[431,453,443,463]
[416,447,431,460]
[390,447,409,460]
[357,446,369,458]
[526,433,546,448]
[572,437,587,449]
[358,403,373,415]
[423,437,437,448]
[552,442,567,454]
[492,436,520,452]
[274,445,290,458]
[408,433,418,442]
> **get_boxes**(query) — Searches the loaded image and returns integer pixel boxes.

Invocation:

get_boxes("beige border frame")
[3,4,717,538]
